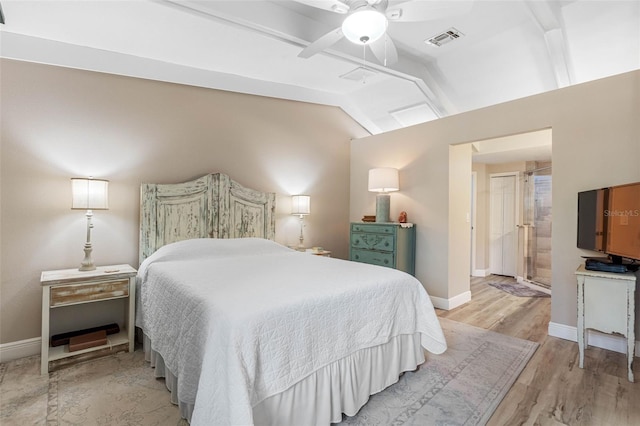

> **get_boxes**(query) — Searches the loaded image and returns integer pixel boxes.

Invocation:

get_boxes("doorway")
[469,128,552,286]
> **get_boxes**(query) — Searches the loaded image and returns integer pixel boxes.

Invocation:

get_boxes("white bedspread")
[136,238,446,425]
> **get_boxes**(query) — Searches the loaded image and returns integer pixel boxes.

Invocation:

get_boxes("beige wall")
[351,70,640,336]
[0,59,369,344]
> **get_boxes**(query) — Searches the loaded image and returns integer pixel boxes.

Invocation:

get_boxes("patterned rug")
[0,319,537,426]
[338,318,538,425]
[488,281,550,297]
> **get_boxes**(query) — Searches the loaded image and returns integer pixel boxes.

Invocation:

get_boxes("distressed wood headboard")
[139,173,276,265]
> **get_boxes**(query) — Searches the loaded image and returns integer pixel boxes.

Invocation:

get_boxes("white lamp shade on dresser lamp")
[368,168,399,223]
[291,195,310,248]
[71,178,109,271]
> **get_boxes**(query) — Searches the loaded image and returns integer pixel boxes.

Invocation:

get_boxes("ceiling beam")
[160,0,446,128]
[524,0,573,88]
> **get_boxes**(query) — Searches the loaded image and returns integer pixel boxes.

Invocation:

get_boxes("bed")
[136,173,447,425]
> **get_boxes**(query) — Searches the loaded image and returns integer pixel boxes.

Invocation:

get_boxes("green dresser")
[349,223,416,275]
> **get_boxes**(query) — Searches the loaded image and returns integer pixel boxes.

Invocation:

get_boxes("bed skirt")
[143,332,425,425]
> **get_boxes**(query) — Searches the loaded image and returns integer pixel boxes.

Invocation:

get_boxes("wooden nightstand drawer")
[50,279,129,307]
[351,248,394,267]
[351,232,395,252]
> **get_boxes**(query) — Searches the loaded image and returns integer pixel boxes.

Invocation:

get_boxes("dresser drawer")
[50,279,129,307]
[351,223,396,234]
[351,232,395,252]
[351,248,395,268]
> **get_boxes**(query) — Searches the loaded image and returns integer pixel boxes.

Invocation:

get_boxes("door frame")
[470,171,477,275]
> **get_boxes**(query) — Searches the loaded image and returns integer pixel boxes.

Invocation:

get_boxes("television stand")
[575,265,636,382]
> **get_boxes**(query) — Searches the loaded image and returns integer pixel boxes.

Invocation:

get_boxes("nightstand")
[40,264,137,374]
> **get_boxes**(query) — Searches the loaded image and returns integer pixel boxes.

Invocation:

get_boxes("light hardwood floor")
[437,275,640,425]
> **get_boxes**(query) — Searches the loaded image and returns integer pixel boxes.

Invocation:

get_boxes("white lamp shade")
[291,195,311,216]
[341,9,388,45]
[71,178,109,210]
[368,168,399,193]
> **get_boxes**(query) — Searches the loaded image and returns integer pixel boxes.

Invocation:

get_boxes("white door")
[490,175,517,276]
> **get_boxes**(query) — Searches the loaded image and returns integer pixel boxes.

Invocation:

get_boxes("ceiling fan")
[296,0,473,65]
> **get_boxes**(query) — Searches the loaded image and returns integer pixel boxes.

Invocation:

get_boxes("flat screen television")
[577,181,640,267]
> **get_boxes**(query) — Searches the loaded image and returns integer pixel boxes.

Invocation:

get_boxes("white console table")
[575,264,637,382]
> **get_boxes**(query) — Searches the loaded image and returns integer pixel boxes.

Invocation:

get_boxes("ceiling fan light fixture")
[341,9,388,45]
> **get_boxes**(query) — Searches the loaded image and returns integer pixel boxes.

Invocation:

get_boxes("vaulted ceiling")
[1,0,638,138]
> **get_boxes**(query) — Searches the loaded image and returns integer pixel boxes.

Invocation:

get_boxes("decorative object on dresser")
[368,167,399,223]
[291,194,311,248]
[362,215,376,222]
[71,177,109,271]
[350,222,416,275]
[575,264,636,382]
[399,211,407,223]
[40,264,137,374]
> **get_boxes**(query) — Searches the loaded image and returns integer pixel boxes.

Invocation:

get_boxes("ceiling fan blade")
[298,27,344,58]
[293,0,350,14]
[387,0,474,22]
[369,35,398,65]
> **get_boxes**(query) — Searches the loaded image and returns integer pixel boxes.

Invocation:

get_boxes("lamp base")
[375,193,391,223]
[79,244,96,271]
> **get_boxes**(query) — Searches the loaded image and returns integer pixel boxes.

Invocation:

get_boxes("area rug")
[337,317,538,426]
[1,319,537,426]
[488,281,550,297]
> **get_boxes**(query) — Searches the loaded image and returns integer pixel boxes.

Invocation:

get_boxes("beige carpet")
[0,319,537,426]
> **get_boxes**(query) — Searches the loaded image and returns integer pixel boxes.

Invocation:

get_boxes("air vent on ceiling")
[339,67,378,82]
[390,103,434,127]
[425,28,464,47]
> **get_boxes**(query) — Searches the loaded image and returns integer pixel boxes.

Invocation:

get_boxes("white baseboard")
[0,337,41,363]
[472,268,490,277]
[431,291,472,310]
[548,322,640,355]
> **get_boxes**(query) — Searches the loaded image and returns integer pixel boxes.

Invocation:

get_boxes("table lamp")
[368,168,399,223]
[71,177,109,271]
[291,195,310,248]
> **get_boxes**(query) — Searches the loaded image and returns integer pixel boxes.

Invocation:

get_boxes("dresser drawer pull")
[362,235,383,247]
